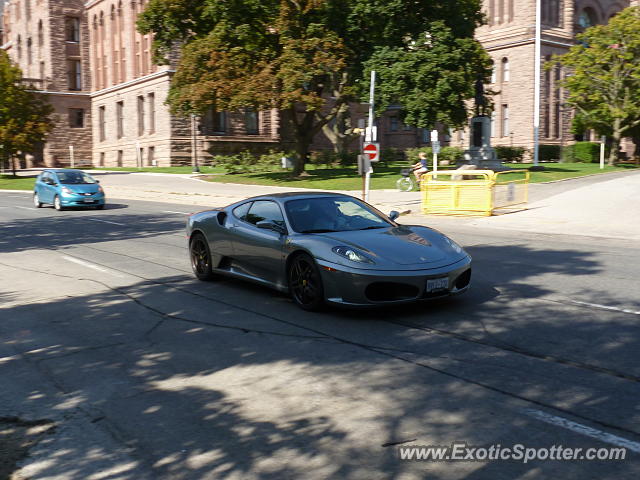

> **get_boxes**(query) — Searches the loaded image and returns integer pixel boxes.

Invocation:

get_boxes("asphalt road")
[1,191,639,480]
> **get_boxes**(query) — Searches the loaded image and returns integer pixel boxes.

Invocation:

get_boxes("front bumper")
[60,193,105,207]
[317,256,471,307]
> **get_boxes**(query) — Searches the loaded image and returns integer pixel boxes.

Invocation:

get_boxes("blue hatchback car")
[33,169,106,210]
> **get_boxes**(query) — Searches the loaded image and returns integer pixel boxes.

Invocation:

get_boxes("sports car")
[186,192,471,310]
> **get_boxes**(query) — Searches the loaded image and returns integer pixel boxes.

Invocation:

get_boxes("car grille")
[454,269,471,290]
[365,282,420,302]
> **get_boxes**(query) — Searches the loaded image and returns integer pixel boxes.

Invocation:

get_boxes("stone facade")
[1,0,92,167]
[451,0,636,155]
[3,0,639,166]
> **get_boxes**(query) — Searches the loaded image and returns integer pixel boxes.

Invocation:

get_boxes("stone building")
[1,0,92,167]
[450,0,637,154]
[2,0,638,167]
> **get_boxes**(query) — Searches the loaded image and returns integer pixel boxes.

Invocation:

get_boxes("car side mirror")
[256,220,286,235]
[95,179,100,183]
[388,210,400,221]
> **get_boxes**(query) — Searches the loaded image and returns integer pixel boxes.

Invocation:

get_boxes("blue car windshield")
[285,197,391,233]
[57,172,97,184]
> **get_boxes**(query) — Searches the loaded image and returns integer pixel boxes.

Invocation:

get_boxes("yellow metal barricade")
[421,170,529,216]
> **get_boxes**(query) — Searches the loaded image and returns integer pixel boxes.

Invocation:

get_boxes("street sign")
[363,142,380,162]
[430,129,439,142]
[432,141,441,154]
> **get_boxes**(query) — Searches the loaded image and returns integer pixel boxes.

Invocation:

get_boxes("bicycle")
[396,168,416,192]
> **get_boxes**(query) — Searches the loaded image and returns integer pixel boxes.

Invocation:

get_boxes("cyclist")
[411,151,429,182]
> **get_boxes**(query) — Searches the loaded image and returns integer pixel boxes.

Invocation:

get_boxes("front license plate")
[426,277,449,292]
[82,198,95,203]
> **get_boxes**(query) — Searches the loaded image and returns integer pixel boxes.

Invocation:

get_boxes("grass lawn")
[0,175,36,190]
[202,162,640,191]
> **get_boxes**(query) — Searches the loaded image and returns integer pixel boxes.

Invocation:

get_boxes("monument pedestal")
[457,115,506,171]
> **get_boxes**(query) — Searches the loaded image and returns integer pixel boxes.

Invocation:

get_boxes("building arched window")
[501,57,510,82]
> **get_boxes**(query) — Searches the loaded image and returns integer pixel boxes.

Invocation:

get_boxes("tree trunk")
[609,120,622,166]
[321,103,358,155]
[11,155,17,177]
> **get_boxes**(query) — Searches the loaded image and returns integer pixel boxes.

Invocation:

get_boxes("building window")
[501,58,510,82]
[67,60,82,90]
[27,37,32,64]
[99,152,105,167]
[148,146,155,166]
[490,61,496,83]
[17,36,22,59]
[116,101,124,139]
[578,9,597,30]
[65,17,80,43]
[389,116,399,132]
[245,110,259,135]
[137,95,145,136]
[69,108,84,128]
[501,104,509,137]
[39,61,45,83]
[38,20,43,46]
[147,93,155,133]
[204,108,226,134]
[99,106,106,142]
[117,150,123,166]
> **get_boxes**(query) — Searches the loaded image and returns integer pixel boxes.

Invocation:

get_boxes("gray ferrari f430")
[186,192,471,310]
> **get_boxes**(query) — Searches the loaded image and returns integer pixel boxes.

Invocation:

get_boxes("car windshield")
[285,197,392,233]
[57,171,97,185]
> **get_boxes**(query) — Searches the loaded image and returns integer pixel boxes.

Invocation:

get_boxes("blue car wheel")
[53,195,64,211]
[33,193,43,208]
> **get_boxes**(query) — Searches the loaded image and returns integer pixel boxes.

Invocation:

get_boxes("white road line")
[61,255,127,278]
[15,206,36,210]
[568,300,640,316]
[162,210,190,215]
[523,409,640,453]
[86,218,126,226]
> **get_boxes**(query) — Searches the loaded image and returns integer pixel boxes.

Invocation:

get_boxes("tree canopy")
[555,6,640,164]
[0,51,54,172]
[138,0,488,174]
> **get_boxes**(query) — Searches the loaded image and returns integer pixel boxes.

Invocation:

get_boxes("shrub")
[495,146,527,163]
[213,150,284,174]
[380,147,405,163]
[538,144,561,162]
[561,142,605,163]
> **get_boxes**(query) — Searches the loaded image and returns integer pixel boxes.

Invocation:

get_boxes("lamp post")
[191,114,200,173]
[532,0,541,168]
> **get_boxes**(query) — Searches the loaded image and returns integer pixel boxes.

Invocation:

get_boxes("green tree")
[364,21,492,131]
[0,51,54,174]
[138,0,486,175]
[554,6,640,165]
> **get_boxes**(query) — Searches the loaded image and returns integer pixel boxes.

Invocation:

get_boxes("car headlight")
[61,187,75,196]
[98,186,104,194]
[332,246,374,264]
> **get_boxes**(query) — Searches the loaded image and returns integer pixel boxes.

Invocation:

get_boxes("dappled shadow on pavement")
[1,242,639,479]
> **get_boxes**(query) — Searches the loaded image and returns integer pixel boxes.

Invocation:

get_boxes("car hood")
[61,184,100,193]
[317,225,466,266]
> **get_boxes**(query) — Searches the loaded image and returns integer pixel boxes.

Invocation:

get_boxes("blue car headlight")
[61,187,76,196]
[332,246,374,264]
[443,236,463,254]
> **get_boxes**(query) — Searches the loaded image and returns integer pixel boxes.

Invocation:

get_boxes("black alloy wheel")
[190,233,214,280]
[288,253,325,311]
